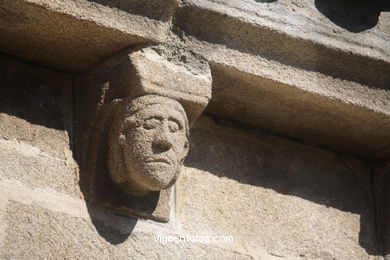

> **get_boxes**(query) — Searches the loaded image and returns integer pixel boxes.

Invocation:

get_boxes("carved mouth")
[145,158,172,165]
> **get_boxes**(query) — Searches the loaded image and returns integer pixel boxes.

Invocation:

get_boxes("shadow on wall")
[0,56,66,131]
[0,54,137,245]
[315,0,390,32]
[86,204,137,245]
[185,116,380,257]
[255,0,389,32]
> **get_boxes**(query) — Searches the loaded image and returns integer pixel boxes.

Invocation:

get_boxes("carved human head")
[108,95,189,196]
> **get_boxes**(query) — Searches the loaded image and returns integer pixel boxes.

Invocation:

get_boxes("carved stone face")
[109,96,189,196]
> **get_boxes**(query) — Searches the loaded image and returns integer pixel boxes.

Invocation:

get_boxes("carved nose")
[152,128,173,154]
[152,139,173,154]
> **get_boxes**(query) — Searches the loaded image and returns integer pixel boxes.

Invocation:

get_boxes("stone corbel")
[77,45,212,222]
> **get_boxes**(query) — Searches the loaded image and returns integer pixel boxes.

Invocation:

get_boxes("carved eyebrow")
[168,117,183,128]
[145,116,164,121]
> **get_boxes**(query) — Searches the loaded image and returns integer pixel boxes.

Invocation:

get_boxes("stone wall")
[0,56,384,259]
[0,0,389,259]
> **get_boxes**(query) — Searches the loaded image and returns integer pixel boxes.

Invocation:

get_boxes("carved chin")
[131,162,180,192]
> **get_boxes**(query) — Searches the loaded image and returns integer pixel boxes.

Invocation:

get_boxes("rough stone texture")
[129,46,212,120]
[108,95,190,195]
[0,53,382,258]
[178,116,380,259]
[0,56,79,197]
[175,0,390,88]
[205,63,390,159]
[76,46,212,222]
[1,0,389,159]
[173,0,390,159]
[0,0,174,72]
[0,200,252,260]
[0,114,71,160]
[0,1,389,258]
[0,139,79,197]
[0,56,73,158]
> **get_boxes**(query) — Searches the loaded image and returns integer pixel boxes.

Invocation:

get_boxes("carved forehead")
[129,105,185,122]
[125,95,189,130]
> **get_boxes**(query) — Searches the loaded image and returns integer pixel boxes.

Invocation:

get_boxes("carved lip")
[145,158,172,165]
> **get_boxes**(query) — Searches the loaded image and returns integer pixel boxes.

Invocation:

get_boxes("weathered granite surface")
[0,0,389,158]
[179,116,380,259]
[76,46,212,222]
[0,0,173,72]
[1,201,252,260]
[0,0,389,259]
[174,0,390,159]
[0,56,79,198]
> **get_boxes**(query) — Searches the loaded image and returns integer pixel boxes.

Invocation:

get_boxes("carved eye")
[143,118,161,130]
[168,120,180,133]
